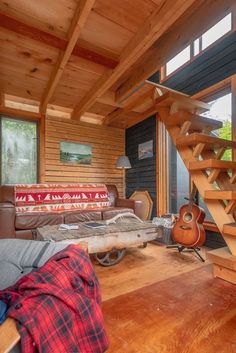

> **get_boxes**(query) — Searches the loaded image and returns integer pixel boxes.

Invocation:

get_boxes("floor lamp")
[116,156,131,197]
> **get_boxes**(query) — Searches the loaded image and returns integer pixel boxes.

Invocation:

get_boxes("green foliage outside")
[1,118,37,184]
[218,120,232,161]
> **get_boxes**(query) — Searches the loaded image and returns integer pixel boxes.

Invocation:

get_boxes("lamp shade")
[116,156,131,169]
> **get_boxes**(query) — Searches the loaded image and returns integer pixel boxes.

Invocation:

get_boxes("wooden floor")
[93,243,236,353]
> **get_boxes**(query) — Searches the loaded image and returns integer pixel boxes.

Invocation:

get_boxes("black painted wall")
[150,31,236,95]
[125,116,156,218]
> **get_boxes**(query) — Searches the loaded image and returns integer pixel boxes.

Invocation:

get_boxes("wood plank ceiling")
[0,0,235,128]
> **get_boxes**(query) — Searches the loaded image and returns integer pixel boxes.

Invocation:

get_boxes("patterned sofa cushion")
[14,184,110,213]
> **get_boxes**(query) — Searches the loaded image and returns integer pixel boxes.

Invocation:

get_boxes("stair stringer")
[158,106,236,256]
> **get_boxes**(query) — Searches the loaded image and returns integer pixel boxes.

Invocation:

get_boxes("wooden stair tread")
[165,111,222,131]
[189,159,236,171]
[207,247,236,270]
[204,190,236,200]
[223,223,236,237]
[155,92,210,113]
[176,133,236,149]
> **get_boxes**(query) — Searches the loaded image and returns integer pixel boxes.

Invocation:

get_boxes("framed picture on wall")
[138,140,153,160]
[60,141,92,165]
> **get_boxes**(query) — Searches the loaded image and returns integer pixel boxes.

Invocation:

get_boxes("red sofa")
[0,184,143,239]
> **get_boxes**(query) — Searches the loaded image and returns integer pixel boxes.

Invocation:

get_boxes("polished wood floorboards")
[94,244,236,353]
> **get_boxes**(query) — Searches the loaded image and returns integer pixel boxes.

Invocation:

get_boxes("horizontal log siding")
[45,117,125,196]
[126,116,157,218]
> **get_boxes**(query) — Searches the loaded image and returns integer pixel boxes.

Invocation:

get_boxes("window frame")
[161,11,233,82]
[0,115,39,185]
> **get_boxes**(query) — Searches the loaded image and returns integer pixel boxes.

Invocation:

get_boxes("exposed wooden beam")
[115,0,235,103]
[103,108,123,126]
[0,105,40,120]
[0,91,4,106]
[103,87,154,126]
[40,0,95,113]
[0,13,118,69]
[125,104,159,129]
[72,0,200,119]
[192,77,231,101]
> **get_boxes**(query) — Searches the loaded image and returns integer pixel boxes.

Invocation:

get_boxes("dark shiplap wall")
[125,116,156,218]
[153,31,236,95]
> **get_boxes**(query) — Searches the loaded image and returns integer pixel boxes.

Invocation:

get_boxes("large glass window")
[201,92,232,160]
[1,117,38,184]
[169,91,232,220]
[199,91,232,220]
[169,139,189,213]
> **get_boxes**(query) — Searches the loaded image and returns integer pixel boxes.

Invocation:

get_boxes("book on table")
[59,224,79,230]
[84,222,107,229]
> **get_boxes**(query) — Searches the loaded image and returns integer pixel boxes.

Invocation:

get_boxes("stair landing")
[207,247,236,284]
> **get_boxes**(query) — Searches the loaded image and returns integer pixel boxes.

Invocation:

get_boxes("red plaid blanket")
[0,245,109,353]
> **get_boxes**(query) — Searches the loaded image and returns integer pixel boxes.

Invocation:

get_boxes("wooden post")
[39,115,46,183]
[0,91,4,106]
[157,116,169,215]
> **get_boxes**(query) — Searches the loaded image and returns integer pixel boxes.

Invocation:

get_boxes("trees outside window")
[1,117,38,184]
[201,93,232,160]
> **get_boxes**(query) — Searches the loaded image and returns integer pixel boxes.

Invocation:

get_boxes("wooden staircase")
[156,91,236,284]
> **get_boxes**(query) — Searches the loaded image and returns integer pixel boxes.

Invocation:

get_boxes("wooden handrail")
[0,318,20,353]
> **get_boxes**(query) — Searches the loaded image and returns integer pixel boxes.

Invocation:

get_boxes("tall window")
[169,91,232,218]
[201,92,232,160]
[199,91,232,220]
[1,117,38,184]
[169,139,189,214]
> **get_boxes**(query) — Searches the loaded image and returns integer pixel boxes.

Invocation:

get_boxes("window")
[169,140,189,214]
[1,117,38,184]
[162,12,232,79]
[199,91,232,220]
[166,46,191,76]
[201,92,232,160]
[201,13,232,51]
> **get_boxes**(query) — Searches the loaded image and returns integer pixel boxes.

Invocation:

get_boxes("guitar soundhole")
[183,212,193,222]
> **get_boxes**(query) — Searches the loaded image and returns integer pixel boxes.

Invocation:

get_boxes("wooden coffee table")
[36,218,159,266]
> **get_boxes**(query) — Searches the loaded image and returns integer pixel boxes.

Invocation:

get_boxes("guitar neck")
[187,185,198,212]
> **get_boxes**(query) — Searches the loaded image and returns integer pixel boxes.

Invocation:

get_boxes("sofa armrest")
[116,198,144,219]
[0,202,16,238]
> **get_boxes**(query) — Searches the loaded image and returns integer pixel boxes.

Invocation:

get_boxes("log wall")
[44,116,125,196]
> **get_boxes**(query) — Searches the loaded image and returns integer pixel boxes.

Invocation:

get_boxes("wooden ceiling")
[0,0,235,128]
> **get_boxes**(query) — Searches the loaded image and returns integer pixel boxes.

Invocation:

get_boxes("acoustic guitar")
[171,186,206,248]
